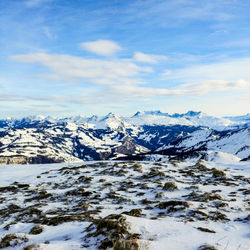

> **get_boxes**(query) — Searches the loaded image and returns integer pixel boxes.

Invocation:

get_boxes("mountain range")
[0,111,249,164]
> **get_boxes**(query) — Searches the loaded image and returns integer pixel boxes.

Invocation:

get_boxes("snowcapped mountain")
[223,113,250,125]
[2,110,248,130]
[0,122,148,164]
[0,111,249,163]
[127,110,241,130]
[157,127,250,160]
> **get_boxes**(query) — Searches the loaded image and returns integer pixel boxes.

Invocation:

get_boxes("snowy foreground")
[0,156,249,250]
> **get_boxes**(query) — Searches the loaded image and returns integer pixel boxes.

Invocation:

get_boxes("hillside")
[0,111,249,163]
[0,157,249,249]
[157,127,250,160]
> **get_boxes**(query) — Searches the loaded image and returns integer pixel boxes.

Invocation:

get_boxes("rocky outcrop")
[0,156,29,164]
[0,155,63,164]
[114,136,137,155]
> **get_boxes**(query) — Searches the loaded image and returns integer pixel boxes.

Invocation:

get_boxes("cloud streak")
[162,57,250,83]
[106,79,250,99]
[9,43,250,108]
[11,52,153,85]
[80,40,122,56]
[2,79,249,107]
[25,0,53,8]
[133,52,167,64]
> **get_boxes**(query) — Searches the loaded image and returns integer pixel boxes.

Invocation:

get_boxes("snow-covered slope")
[0,122,149,163]
[0,111,249,163]
[206,128,250,158]
[158,127,250,159]
[127,110,241,130]
[0,158,249,249]
[2,110,249,131]
[224,113,250,125]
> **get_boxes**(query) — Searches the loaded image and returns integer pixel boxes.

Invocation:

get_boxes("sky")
[0,0,250,118]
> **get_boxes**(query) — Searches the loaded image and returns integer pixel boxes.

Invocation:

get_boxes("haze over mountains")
[0,111,249,164]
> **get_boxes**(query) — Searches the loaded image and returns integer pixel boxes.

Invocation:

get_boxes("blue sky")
[1,0,250,118]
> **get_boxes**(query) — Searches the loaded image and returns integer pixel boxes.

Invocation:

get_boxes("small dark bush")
[163,182,178,191]
[123,209,142,217]
[212,168,226,178]
[197,227,216,233]
[157,200,189,212]
[197,244,218,250]
[29,225,43,235]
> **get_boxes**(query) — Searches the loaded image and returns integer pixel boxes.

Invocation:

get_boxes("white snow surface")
[125,111,244,130]
[159,127,250,159]
[0,156,249,249]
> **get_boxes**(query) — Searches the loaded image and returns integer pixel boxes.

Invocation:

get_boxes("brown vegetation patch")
[29,225,43,235]
[162,182,178,191]
[0,234,28,248]
[212,168,226,178]
[157,200,189,213]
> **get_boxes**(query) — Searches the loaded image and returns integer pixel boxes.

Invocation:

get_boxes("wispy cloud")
[178,79,250,95]
[133,52,167,64]
[162,57,250,83]
[42,26,55,40]
[11,52,153,85]
[8,41,250,115]
[2,79,249,108]
[106,79,250,99]
[221,39,250,48]
[10,47,250,104]
[1,0,250,117]
[124,0,236,28]
[162,70,172,76]
[80,40,122,56]
[25,0,53,8]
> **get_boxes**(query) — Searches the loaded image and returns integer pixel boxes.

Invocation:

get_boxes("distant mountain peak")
[171,111,203,118]
[0,110,249,163]
[132,110,206,118]
[101,112,121,121]
[132,110,168,117]
[87,115,99,123]
[0,110,249,131]
[184,110,203,116]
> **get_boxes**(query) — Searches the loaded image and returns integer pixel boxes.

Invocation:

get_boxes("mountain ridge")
[0,111,249,164]
[1,110,250,130]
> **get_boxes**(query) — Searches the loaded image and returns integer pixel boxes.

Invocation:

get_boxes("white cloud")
[106,85,171,97]
[42,26,54,40]
[179,79,250,95]
[133,52,167,64]
[163,58,250,83]
[11,53,152,85]
[80,40,122,56]
[162,70,172,76]
[10,51,250,105]
[221,38,250,48]
[105,79,250,99]
[2,79,249,111]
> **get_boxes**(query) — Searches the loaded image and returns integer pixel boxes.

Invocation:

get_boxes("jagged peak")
[171,111,203,118]
[184,110,203,116]
[132,110,206,118]
[22,115,45,121]
[19,115,56,123]
[132,110,168,117]
[87,115,99,122]
[101,112,121,121]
